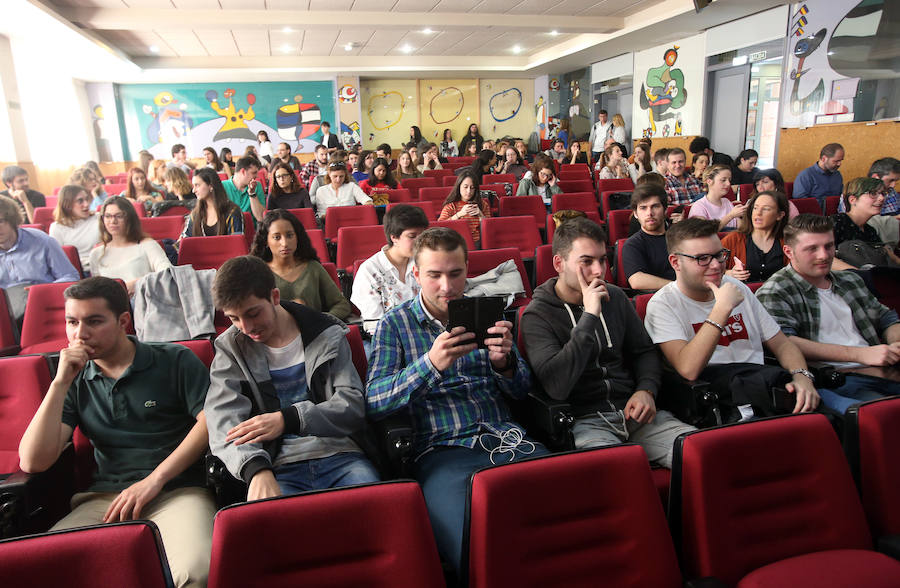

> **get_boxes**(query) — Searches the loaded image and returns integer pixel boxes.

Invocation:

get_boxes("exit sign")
[749,51,767,62]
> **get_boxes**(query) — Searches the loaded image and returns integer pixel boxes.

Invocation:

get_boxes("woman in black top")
[268,162,312,210]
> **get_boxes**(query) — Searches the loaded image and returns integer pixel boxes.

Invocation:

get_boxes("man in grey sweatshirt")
[520,217,694,467]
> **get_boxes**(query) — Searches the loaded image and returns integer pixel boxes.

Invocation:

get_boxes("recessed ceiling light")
[281,44,292,53]
[148,45,159,53]
[344,43,353,51]
[549,30,559,36]
[422,28,434,34]
[400,44,413,53]
[282,27,292,33]
[512,45,522,54]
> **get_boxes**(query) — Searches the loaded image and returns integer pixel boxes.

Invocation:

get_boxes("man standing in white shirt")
[589,109,612,165]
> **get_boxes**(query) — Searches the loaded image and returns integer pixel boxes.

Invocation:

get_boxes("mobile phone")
[447,296,505,349]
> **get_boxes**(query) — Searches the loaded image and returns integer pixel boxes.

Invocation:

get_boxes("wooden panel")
[778,121,900,183]
[631,135,696,158]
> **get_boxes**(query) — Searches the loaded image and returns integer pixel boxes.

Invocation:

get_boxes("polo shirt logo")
[144,400,157,408]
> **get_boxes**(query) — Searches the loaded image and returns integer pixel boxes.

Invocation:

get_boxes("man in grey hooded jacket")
[205,256,379,501]
[521,217,694,467]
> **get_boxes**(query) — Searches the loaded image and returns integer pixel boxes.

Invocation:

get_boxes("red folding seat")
[18,282,78,355]
[557,171,590,183]
[0,289,18,356]
[614,237,629,287]
[242,211,255,250]
[666,204,691,218]
[544,211,603,243]
[398,177,437,199]
[442,162,466,171]
[671,414,900,586]
[320,262,341,289]
[305,229,331,263]
[560,163,590,175]
[467,446,681,588]
[61,245,83,278]
[335,224,386,273]
[418,186,452,206]
[159,205,192,217]
[323,205,378,241]
[19,224,44,231]
[467,248,532,308]
[551,192,597,214]
[286,207,318,230]
[480,216,542,259]
[738,183,754,200]
[825,195,841,215]
[104,183,126,196]
[600,189,633,215]
[382,188,412,203]
[447,156,475,165]
[30,207,54,231]
[141,216,185,241]
[498,196,545,232]
[557,179,594,194]
[0,355,51,474]
[482,173,515,184]
[431,219,477,251]
[442,175,459,187]
[534,244,554,287]
[595,177,634,194]
[606,209,632,244]
[422,168,454,180]
[386,200,437,221]
[174,339,215,368]
[345,324,367,381]
[207,481,444,588]
[792,197,823,215]
[177,235,248,270]
[784,181,794,197]
[0,521,174,587]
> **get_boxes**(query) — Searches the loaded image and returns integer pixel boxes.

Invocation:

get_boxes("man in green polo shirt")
[223,155,266,222]
[19,277,214,588]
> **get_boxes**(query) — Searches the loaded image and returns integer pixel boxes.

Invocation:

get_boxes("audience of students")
[794,142,844,211]
[691,152,709,180]
[517,158,561,206]
[256,130,274,164]
[222,156,266,223]
[831,176,900,266]
[732,149,759,186]
[629,142,653,182]
[123,167,165,204]
[69,166,108,210]
[664,148,705,206]
[358,158,398,195]
[167,143,195,175]
[498,147,529,181]
[49,184,101,272]
[418,143,443,172]
[595,143,629,180]
[565,141,589,166]
[458,124,483,155]
[440,129,459,158]
[353,150,374,183]
[162,167,196,201]
[220,147,235,174]
[395,150,423,181]
[622,184,676,291]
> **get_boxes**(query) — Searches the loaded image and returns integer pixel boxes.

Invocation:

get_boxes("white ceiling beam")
[60,8,623,33]
[132,54,530,72]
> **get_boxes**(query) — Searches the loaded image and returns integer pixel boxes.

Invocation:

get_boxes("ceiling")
[29,0,785,79]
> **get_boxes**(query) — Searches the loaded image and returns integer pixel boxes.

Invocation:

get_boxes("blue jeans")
[412,435,548,575]
[818,374,900,414]
[273,452,380,495]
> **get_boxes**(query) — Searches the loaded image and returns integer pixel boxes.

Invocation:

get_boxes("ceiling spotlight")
[400,44,413,53]
[344,43,353,51]
[281,44,292,53]
[282,27,292,33]
[148,45,159,53]
[550,30,559,36]
[423,28,434,34]
[512,45,522,54]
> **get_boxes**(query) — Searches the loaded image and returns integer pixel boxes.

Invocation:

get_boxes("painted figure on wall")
[92,105,112,162]
[206,89,257,141]
[340,121,362,149]
[639,46,687,136]
[142,91,194,145]
[276,95,323,143]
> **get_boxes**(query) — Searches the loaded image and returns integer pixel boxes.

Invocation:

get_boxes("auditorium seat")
[431,219,477,251]
[792,197,823,215]
[345,325,367,382]
[0,289,18,356]
[480,216,542,260]
[386,200,437,221]
[551,192,597,214]
[482,173,515,184]
[177,235,248,270]
[422,169,454,180]
[442,175,458,187]
[614,238,629,287]
[0,355,51,474]
[18,281,78,355]
[596,177,634,194]
[286,208,318,231]
[382,188,412,203]
[467,247,532,308]
[174,339,215,368]
[557,179,594,195]
[305,229,331,263]
[671,414,900,586]
[398,177,437,199]
[242,211,255,250]
[158,205,192,217]
[825,195,841,216]
[498,196,545,232]
[600,189,633,216]
[141,216,185,241]
[323,205,378,241]
[207,481,444,588]
[320,262,341,290]
[418,186,452,206]
[335,225,385,274]
[560,163,590,175]
[61,245,84,278]
[30,207,54,231]
[606,209,633,245]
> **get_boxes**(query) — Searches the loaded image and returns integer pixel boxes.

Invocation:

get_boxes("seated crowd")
[2,127,899,586]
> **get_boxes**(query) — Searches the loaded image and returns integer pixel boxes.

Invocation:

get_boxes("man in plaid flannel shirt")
[366,227,546,575]
[664,147,704,206]
[757,214,900,413]
[299,144,328,188]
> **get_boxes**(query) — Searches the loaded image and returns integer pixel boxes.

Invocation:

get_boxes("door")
[705,64,751,161]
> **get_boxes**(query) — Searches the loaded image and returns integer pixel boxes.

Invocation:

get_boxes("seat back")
[286,208,318,230]
[545,211,603,244]
[336,225,386,273]
[242,211,255,250]
[19,282,78,354]
[323,205,378,241]
[158,205,192,217]
[177,235,248,270]
[467,248,533,300]
[480,216,542,259]
[61,245,84,278]
[442,174,459,187]
[534,244,554,287]
[738,183,754,200]
[551,192,597,214]
[31,207,55,231]
[614,238,629,287]
[560,163,590,175]
[174,339,215,368]
[467,446,681,588]
[824,195,841,216]
[606,209,633,244]
[671,414,873,585]
[382,188,412,203]
[596,177,634,194]
[633,293,652,320]
[431,219,477,251]
[345,325,367,382]
[386,200,437,221]
[784,181,793,197]
[208,481,444,588]
[498,196,545,231]
[0,355,51,472]
[557,179,594,194]
[398,177,438,199]
[0,289,17,355]
[482,173,515,184]
[791,197,823,215]
[305,229,331,263]
[447,156,475,165]
[418,186,452,205]
[422,169,454,180]
[0,521,174,587]
[600,190,633,216]
[320,262,341,289]
[141,216,185,241]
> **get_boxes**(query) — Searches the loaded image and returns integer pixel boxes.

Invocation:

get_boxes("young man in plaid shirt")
[757,214,900,413]
[366,227,547,574]
[664,147,704,206]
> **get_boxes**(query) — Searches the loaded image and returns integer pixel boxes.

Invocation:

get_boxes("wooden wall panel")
[778,121,900,182]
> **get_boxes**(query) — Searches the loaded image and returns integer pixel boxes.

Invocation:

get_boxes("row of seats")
[2,405,899,587]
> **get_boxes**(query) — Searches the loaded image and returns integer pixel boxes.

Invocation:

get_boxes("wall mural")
[367,91,407,130]
[360,80,418,148]
[418,79,479,145]
[85,82,124,162]
[116,81,335,160]
[479,79,534,141]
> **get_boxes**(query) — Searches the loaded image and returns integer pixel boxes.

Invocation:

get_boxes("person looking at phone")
[366,227,546,576]
[222,156,266,222]
[521,218,695,466]
[622,184,676,291]
[438,170,490,245]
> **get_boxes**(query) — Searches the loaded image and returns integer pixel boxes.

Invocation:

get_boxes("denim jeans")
[412,436,548,575]
[818,373,900,414]
[273,452,379,495]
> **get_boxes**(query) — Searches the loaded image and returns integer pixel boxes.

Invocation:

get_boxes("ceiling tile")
[170,0,221,8]
[194,29,241,56]
[469,0,512,13]
[300,29,339,55]
[350,0,394,10]
[155,29,208,56]
[265,0,311,8]
[308,0,354,9]
[546,0,603,14]
[233,29,272,56]
[391,0,438,12]
[432,0,481,12]
[218,0,266,8]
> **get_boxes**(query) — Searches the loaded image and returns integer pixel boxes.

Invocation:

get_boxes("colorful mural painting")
[360,79,418,149]
[116,81,335,160]
[479,79,534,141]
[418,79,479,146]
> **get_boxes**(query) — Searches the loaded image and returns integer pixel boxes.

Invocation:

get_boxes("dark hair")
[553,139,565,148]
[171,143,186,157]
[869,157,900,178]
[530,159,555,186]
[321,121,331,129]
[368,158,398,188]
[752,168,786,195]
[314,144,327,153]
[598,109,608,116]
[653,148,670,163]
[213,256,275,310]
[384,204,429,245]
[64,277,130,318]
[636,172,666,188]
[667,147,686,161]
[257,130,270,142]
[203,146,223,172]
[1,165,27,187]
[843,176,885,210]
[821,143,844,158]
[269,163,302,197]
[250,209,319,263]
[235,156,259,174]
[737,190,789,238]
[691,152,709,166]
[737,149,758,164]
[783,213,835,247]
[413,227,467,264]
[443,129,453,142]
[551,217,608,259]
[99,196,146,245]
[633,142,652,171]
[665,217,720,253]
[357,150,373,173]
[189,168,241,237]
[444,169,483,207]
[376,143,392,156]
[688,137,710,154]
[126,167,153,201]
[467,124,480,137]
[410,126,423,144]
[219,147,233,162]
[471,149,496,183]
[0,195,21,229]
[630,183,668,211]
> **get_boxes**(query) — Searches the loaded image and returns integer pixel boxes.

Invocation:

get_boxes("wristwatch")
[790,368,815,382]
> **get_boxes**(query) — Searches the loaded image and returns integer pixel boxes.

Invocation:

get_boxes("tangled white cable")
[478,428,536,465]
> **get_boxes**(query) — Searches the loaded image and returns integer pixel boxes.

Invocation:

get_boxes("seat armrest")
[525,391,575,450]
[373,412,414,478]
[205,453,247,508]
[658,373,719,428]
[877,535,900,561]
[0,444,75,538]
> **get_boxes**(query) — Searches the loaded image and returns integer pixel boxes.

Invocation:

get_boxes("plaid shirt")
[756,264,898,346]
[366,295,530,455]
[664,173,705,206]
[299,159,323,188]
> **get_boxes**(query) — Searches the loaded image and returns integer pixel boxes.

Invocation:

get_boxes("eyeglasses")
[103,213,126,222]
[274,174,293,180]
[674,248,730,267]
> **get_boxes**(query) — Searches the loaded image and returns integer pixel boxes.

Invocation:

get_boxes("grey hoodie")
[521,278,661,415]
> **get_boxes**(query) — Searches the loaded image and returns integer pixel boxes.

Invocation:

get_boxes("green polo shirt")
[222,178,265,214]
[61,337,209,493]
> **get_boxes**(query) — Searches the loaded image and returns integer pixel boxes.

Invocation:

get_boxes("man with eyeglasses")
[644,218,819,418]
[267,142,302,173]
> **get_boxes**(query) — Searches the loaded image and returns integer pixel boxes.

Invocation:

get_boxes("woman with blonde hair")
[315,161,373,218]
[49,184,101,272]
[69,166,107,210]
[611,113,627,147]
[147,159,169,191]
[162,166,195,200]
[688,164,746,230]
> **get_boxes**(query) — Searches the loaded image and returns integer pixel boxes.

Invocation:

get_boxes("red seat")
[551,192,597,214]
[0,289,18,356]
[345,325,367,382]
[596,177,634,194]
[534,244,554,287]
[305,229,330,263]
[418,186,452,205]
[560,163,590,174]
[614,237,629,287]
[442,162,466,171]
[398,177,438,199]
[19,224,44,231]
[0,521,174,587]
[320,262,342,290]
[606,209,632,244]
[18,282,78,355]
[792,197,823,215]
[482,173,515,184]
[671,414,900,586]
[480,216,542,259]
[0,355,51,473]
[545,211,603,243]
[666,204,691,218]
[383,188,412,203]
[286,207,318,230]
[105,183,126,196]
[600,189,633,216]
[386,200,437,221]
[467,446,681,588]
[738,183,754,200]
[159,205,192,217]
[557,179,594,195]
[177,235,248,270]
[498,196,545,232]
[442,175,459,187]
[207,481,444,588]
[825,195,841,216]
[447,156,475,165]
[784,181,794,197]
[558,171,590,183]
[422,168,454,180]
[431,219,477,252]
[242,211,255,250]
[174,339,215,368]
[141,216,185,241]
[336,224,386,273]
[61,245,84,278]
[31,207,54,231]
[323,205,378,241]
[746,281,763,293]
[633,292,652,320]
[467,248,533,308]
[218,172,228,181]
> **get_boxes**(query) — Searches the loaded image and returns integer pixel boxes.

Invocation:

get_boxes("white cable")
[478,428,536,465]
